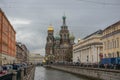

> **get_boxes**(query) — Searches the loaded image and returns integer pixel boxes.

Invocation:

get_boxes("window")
[92,55,93,62]
[112,39,114,49]
[117,52,119,57]
[118,25,120,29]
[107,40,109,49]
[110,41,112,49]
[114,40,116,48]
[108,53,111,58]
[104,54,106,58]
[113,53,114,58]
[116,26,118,30]
[64,34,66,39]
[104,42,106,50]
[87,55,89,62]
[113,27,115,31]
[117,38,119,48]
[67,34,69,38]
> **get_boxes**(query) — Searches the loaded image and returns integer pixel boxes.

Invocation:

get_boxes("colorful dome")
[48,24,54,31]
[69,33,75,40]
[62,15,66,19]
[55,33,60,40]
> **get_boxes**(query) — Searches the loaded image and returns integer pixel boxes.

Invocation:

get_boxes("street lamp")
[45,56,48,64]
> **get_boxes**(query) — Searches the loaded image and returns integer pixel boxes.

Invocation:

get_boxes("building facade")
[73,30,103,64]
[0,9,16,65]
[102,21,120,58]
[16,42,29,63]
[29,53,44,64]
[45,16,75,62]
[21,44,29,63]
[16,42,24,63]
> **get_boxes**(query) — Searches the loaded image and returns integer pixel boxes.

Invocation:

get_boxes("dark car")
[0,66,3,74]
[22,63,27,68]
[5,65,13,72]
[12,64,22,70]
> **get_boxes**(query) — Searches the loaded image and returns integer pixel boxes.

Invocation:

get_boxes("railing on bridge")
[0,65,35,80]
[0,73,12,80]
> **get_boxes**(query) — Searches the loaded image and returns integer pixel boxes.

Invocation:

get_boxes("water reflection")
[34,67,90,80]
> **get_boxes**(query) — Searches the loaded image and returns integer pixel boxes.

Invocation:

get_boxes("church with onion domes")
[45,16,75,63]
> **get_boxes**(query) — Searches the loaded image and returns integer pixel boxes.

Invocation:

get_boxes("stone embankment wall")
[48,65,120,80]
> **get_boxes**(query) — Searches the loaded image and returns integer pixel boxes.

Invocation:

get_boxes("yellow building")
[102,21,120,58]
[28,53,44,64]
[73,30,103,64]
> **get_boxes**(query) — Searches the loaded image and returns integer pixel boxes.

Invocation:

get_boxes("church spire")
[62,15,66,25]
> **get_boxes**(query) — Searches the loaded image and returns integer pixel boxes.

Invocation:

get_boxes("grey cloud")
[0,0,120,56]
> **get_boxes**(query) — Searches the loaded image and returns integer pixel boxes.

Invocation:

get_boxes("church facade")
[45,16,75,63]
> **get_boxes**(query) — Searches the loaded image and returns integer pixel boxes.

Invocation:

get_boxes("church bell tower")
[60,16,70,44]
[45,24,54,56]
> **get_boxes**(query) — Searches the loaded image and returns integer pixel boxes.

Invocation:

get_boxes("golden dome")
[48,24,54,31]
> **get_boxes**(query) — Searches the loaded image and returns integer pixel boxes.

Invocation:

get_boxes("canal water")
[34,67,91,80]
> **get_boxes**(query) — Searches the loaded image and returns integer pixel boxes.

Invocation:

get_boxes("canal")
[34,67,91,80]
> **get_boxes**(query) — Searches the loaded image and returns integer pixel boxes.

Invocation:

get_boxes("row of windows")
[104,38,119,50]
[104,52,120,58]
[61,26,67,30]
[60,34,69,39]
[103,25,120,35]
[55,50,67,54]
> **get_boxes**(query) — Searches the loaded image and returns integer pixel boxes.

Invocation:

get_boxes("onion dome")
[54,33,60,40]
[48,24,54,31]
[69,33,75,40]
[62,15,66,19]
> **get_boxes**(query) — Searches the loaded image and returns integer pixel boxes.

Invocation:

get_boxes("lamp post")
[0,53,2,65]
[45,56,48,65]
[49,54,55,64]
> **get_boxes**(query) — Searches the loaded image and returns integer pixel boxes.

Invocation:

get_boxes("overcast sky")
[0,0,120,56]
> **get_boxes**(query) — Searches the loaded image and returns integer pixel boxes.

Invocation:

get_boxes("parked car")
[2,65,7,70]
[0,66,3,74]
[22,63,27,68]
[12,64,22,70]
[5,65,13,72]
[1,65,7,74]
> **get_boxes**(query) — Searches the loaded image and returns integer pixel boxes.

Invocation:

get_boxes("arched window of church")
[64,34,66,39]
[62,34,64,39]
[49,38,52,43]
[66,34,68,39]
[61,26,63,29]
[64,27,66,30]
[67,34,69,38]
[60,34,62,38]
